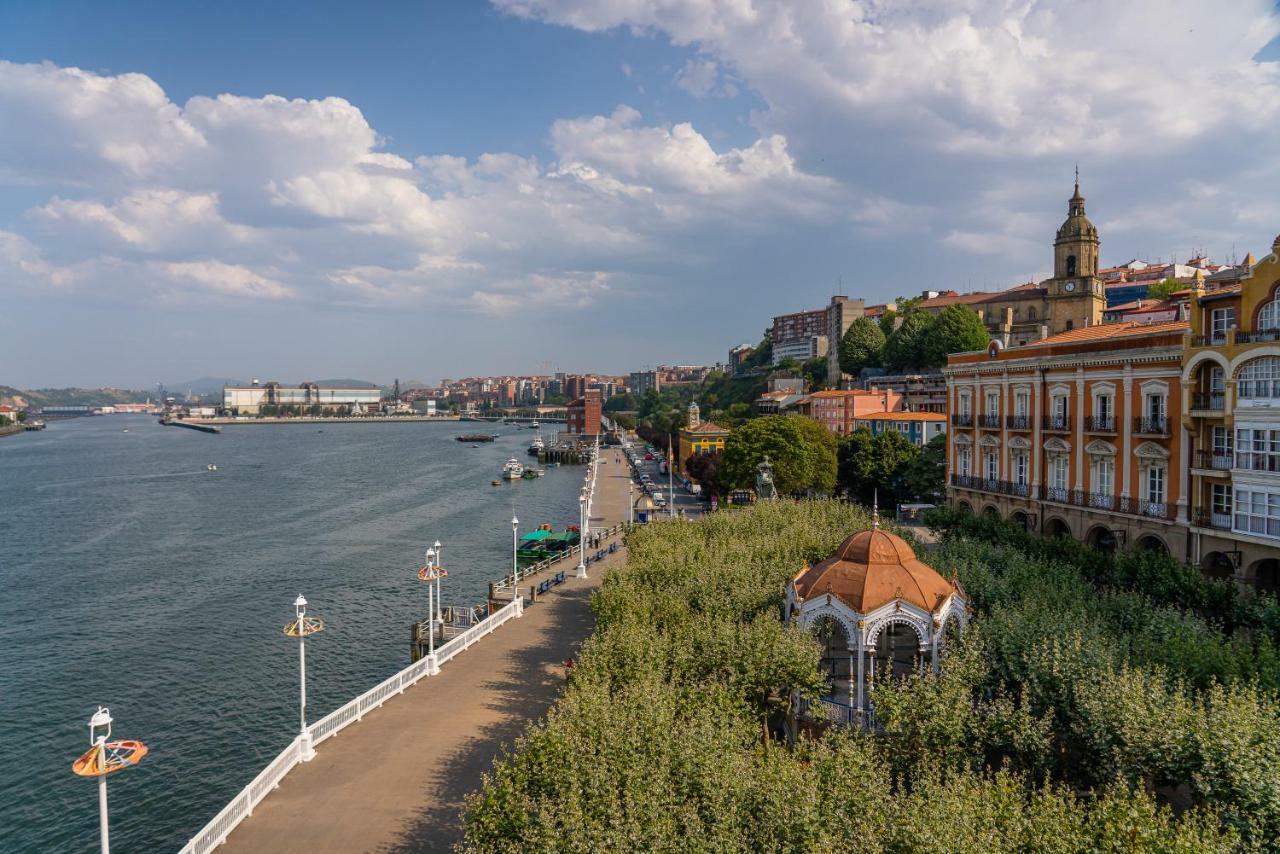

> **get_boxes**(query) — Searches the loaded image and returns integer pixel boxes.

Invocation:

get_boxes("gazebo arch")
[786,519,967,726]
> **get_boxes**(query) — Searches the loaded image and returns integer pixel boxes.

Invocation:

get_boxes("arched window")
[1066,255,1077,276]
[1028,307,1036,321]
[1238,356,1280,399]
[1259,299,1280,331]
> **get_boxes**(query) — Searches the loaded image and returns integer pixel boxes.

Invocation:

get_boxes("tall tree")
[839,317,886,378]
[684,449,723,495]
[837,426,920,504]
[721,415,836,495]
[901,431,947,502]
[883,311,935,371]
[920,304,990,367]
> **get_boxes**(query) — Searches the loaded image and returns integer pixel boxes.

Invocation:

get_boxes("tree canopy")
[900,431,946,502]
[721,415,836,495]
[838,316,885,378]
[883,310,935,371]
[920,304,990,366]
[837,426,919,504]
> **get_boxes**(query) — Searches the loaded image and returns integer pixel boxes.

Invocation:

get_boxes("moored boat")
[502,458,524,480]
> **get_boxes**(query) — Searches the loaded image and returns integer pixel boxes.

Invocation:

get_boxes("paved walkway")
[219,449,634,853]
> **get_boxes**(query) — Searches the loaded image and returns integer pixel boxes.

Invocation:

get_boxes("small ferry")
[502,458,525,480]
[529,420,540,430]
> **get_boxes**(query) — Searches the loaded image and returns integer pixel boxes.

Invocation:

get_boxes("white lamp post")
[629,482,634,525]
[433,540,443,624]
[71,707,147,854]
[577,493,588,578]
[284,594,324,761]
[511,515,519,602]
[418,551,446,674]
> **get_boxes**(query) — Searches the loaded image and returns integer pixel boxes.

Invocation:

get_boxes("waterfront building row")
[944,225,1280,590]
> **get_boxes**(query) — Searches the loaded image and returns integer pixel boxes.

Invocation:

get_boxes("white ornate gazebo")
[786,518,967,723]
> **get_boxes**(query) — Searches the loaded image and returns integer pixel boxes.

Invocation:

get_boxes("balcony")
[1235,328,1280,344]
[1132,415,1170,437]
[1039,488,1177,520]
[1194,450,1232,472]
[1193,510,1232,530]
[950,413,973,428]
[1190,334,1228,348]
[1234,451,1280,474]
[1042,415,1071,432]
[977,414,1001,429]
[1084,415,1116,433]
[1190,392,1225,413]
[1042,485,1069,503]
[949,474,1030,497]
[1005,414,1032,430]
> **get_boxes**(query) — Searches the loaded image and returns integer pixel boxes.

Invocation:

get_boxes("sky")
[2,0,1279,389]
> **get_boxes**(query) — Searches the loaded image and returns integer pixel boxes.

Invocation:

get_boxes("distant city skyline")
[3,1,1279,388]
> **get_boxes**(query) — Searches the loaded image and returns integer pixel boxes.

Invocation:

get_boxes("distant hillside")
[0,386,152,408]
[313,379,380,389]
[170,377,247,396]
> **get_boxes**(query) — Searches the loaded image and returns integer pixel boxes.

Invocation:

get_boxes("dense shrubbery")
[463,502,1261,850]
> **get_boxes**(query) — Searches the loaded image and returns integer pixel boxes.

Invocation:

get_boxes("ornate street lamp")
[432,540,443,624]
[577,492,588,578]
[72,707,148,854]
[283,594,324,761]
[511,515,520,602]
[418,550,447,674]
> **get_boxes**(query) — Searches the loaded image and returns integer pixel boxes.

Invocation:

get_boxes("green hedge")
[463,503,1240,851]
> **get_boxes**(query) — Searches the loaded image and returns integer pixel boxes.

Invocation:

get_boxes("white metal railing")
[179,597,523,854]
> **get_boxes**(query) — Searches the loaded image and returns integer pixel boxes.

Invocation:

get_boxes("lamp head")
[512,515,519,528]
[89,706,112,744]
[433,540,442,550]
[294,594,307,617]
[426,548,435,564]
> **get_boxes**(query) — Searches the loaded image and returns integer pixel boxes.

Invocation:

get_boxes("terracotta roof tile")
[1024,320,1188,347]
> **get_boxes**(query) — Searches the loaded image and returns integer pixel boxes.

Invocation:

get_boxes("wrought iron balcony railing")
[977,414,1001,429]
[1085,415,1116,433]
[1005,415,1031,430]
[1042,415,1070,432]
[1194,450,1232,471]
[1191,392,1225,412]
[1132,415,1170,436]
[950,413,973,428]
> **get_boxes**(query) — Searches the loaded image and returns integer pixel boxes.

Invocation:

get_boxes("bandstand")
[786,517,967,725]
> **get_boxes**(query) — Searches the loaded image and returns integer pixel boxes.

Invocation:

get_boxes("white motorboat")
[527,432,544,456]
[502,458,525,480]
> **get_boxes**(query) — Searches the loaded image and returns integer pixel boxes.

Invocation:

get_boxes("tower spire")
[872,489,880,530]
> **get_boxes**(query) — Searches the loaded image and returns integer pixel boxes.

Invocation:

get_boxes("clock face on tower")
[1064,281,1076,292]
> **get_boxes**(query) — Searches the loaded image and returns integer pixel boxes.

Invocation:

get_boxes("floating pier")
[161,418,221,434]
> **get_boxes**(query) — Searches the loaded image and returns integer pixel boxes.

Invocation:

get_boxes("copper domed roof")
[791,528,959,615]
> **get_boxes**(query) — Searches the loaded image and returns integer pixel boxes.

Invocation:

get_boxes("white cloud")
[495,0,1280,278]
[0,60,839,312]
[160,260,294,300]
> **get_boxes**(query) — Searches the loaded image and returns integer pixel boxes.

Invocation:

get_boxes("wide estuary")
[0,415,586,851]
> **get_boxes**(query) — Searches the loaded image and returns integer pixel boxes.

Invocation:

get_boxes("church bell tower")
[1047,170,1104,333]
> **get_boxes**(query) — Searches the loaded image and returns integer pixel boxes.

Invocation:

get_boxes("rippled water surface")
[0,416,586,852]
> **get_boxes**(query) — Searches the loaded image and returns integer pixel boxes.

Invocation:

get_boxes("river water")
[0,415,585,851]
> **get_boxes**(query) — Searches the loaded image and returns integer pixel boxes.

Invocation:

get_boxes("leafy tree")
[603,393,636,413]
[801,357,827,390]
[838,317,885,378]
[878,308,899,337]
[722,415,835,495]
[883,311,935,371]
[0,415,9,427]
[920,304,990,367]
[837,426,919,504]
[901,431,946,501]
[1146,277,1184,301]
[684,449,723,495]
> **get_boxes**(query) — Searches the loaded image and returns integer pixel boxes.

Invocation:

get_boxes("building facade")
[222,382,382,414]
[802,389,905,437]
[1184,236,1280,590]
[852,411,946,447]
[771,308,828,344]
[945,321,1188,556]
[677,402,729,470]
[772,335,828,365]
[566,390,602,436]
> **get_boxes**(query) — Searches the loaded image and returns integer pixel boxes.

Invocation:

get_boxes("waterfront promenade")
[217,447,634,853]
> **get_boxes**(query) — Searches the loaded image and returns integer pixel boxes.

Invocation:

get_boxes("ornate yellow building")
[677,402,728,471]
[1183,234,1280,590]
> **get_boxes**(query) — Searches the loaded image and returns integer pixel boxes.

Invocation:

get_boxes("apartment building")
[945,321,1187,555]
[1184,238,1280,590]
